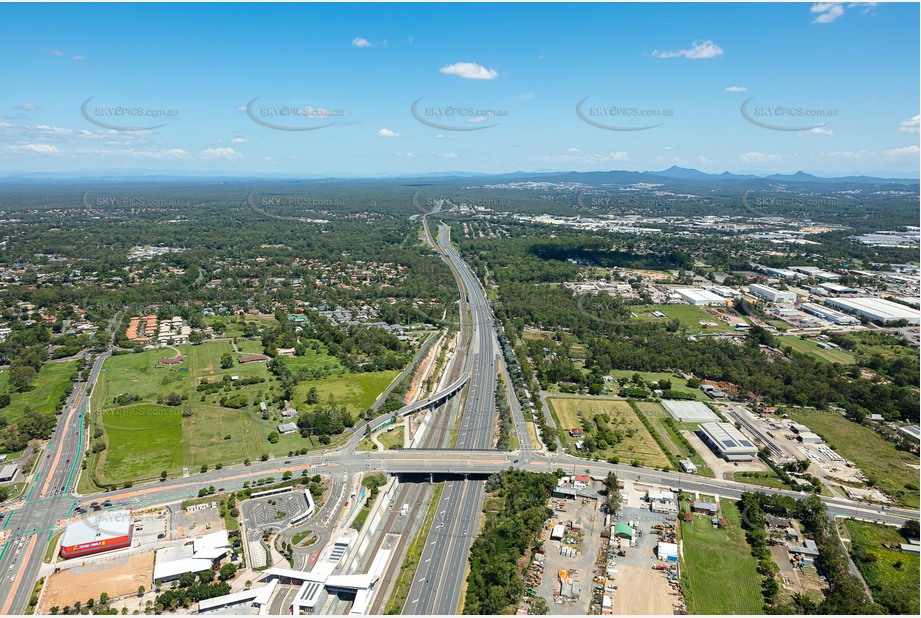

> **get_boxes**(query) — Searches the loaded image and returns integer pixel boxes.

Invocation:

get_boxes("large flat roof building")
[662,400,719,423]
[749,284,797,304]
[673,288,726,306]
[824,297,920,326]
[699,422,758,461]
[60,509,133,559]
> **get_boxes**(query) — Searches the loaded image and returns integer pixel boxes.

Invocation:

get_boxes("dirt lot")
[610,506,682,615]
[172,503,223,537]
[534,492,603,615]
[41,551,153,611]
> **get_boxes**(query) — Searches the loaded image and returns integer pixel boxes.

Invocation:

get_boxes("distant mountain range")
[0,165,917,186]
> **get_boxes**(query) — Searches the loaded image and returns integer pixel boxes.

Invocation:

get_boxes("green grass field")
[680,500,764,614]
[101,405,184,480]
[843,520,920,614]
[634,401,715,476]
[235,338,265,354]
[786,410,920,508]
[0,361,78,429]
[732,471,789,489]
[548,397,671,468]
[294,371,399,415]
[608,370,708,400]
[777,336,855,364]
[631,304,734,333]
[93,341,397,482]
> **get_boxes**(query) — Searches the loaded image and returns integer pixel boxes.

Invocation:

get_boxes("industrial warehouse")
[59,509,133,559]
[698,422,758,461]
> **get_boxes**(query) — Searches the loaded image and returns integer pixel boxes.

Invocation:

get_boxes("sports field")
[548,397,671,468]
[680,500,764,614]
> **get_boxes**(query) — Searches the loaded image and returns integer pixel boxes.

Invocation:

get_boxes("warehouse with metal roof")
[662,400,719,423]
[60,509,133,559]
[699,422,758,461]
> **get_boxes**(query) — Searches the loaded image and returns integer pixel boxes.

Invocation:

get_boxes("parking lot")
[243,491,308,529]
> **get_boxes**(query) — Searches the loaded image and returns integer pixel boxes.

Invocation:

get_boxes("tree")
[219,562,238,580]
[602,472,621,512]
[899,519,919,541]
[305,386,320,405]
[0,394,10,408]
[138,585,146,597]
[220,353,234,369]
[530,596,550,615]
[160,471,168,481]
[8,365,36,392]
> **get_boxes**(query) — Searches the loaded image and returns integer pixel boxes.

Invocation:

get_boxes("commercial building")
[699,422,758,461]
[673,288,726,306]
[662,400,719,423]
[798,431,824,444]
[656,542,679,561]
[154,530,231,583]
[899,425,921,442]
[748,283,797,304]
[762,267,802,280]
[679,460,698,474]
[819,282,857,296]
[824,297,920,326]
[799,302,861,325]
[0,464,18,482]
[707,285,741,298]
[60,509,133,559]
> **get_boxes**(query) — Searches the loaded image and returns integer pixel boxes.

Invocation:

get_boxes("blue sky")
[1,2,918,177]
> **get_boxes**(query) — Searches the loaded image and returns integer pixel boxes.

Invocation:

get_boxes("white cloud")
[434,151,458,159]
[376,128,402,138]
[898,114,920,134]
[72,55,86,61]
[200,147,242,160]
[438,61,499,80]
[520,91,535,101]
[73,147,191,160]
[652,40,723,59]
[540,149,628,164]
[16,143,60,154]
[48,49,65,56]
[883,145,920,157]
[821,145,918,160]
[740,151,785,163]
[724,86,748,92]
[800,126,835,136]
[811,3,876,24]
[14,102,40,111]
[351,37,372,48]
[231,137,248,143]
[565,147,581,154]
[395,152,416,158]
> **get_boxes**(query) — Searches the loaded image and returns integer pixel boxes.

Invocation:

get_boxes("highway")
[0,346,109,614]
[1,225,919,616]
[404,224,498,615]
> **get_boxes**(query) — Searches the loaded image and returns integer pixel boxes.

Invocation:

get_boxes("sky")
[0,1,919,177]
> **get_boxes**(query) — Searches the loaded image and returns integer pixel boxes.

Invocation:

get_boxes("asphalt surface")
[0,346,109,614]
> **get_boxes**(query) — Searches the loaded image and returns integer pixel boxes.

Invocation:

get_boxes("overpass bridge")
[368,369,470,432]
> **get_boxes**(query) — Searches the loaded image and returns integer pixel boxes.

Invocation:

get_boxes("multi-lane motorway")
[0,347,109,614]
[1,218,919,615]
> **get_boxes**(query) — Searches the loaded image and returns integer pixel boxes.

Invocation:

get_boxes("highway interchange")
[0,215,918,615]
